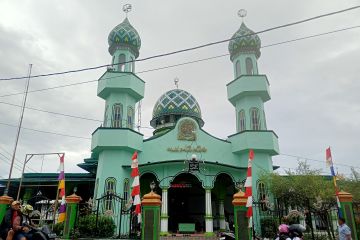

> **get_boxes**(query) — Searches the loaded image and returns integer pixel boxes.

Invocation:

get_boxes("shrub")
[52,222,64,236]
[77,214,116,238]
[260,217,278,238]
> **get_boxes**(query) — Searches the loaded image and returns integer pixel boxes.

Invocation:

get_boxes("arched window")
[118,54,126,72]
[235,60,241,77]
[123,178,130,200]
[127,106,134,128]
[257,181,267,211]
[112,104,123,128]
[104,177,117,210]
[246,57,254,75]
[250,108,260,130]
[238,110,246,132]
[103,104,108,127]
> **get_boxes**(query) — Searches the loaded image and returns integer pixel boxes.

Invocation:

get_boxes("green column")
[141,190,161,240]
[232,190,251,240]
[0,195,13,224]
[338,191,358,240]
[62,193,81,239]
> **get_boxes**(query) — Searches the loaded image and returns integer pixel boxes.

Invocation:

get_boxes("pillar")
[63,193,81,239]
[141,190,161,240]
[0,195,13,224]
[205,188,214,236]
[160,187,168,236]
[338,191,358,240]
[219,199,226,231]
[232,189,251,240]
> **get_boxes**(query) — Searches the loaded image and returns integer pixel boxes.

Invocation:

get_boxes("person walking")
[338,217,352,240]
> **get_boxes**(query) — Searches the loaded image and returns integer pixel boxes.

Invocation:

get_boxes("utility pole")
[3,64,32,196]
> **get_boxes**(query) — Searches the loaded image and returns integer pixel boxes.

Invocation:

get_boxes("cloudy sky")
[0,0,359,181]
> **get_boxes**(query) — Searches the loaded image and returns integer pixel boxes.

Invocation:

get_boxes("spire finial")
[174,77,179,89]
[123,4,132,18]
[238,9,247,23]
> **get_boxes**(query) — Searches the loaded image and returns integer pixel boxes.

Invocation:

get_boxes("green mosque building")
[78,13,280,235]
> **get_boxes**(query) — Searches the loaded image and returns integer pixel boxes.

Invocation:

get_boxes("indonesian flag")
[57,154,66,223]
[131,151,141,223]
[244,150,254,228]
[326,147,333,167]
[325,147,342,216]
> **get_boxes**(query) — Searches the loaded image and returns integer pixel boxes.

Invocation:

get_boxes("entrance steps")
[160,234,218,240]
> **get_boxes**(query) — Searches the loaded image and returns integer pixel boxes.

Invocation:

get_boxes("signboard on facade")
[189,160,200,172]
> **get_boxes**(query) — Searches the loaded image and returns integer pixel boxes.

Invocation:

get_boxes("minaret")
[91,5,144,200]
[227,11,279,175]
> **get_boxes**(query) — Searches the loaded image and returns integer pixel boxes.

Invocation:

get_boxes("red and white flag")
[244,149,254,228]
[131,151,141,223]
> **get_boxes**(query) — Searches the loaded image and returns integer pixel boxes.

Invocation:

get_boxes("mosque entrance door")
[168,173,205,233]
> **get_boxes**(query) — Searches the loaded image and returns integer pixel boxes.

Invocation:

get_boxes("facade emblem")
[178,119,196,141]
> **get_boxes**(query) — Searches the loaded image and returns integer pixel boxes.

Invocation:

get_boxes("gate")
[253,193,339,239]
[95,193,140,239]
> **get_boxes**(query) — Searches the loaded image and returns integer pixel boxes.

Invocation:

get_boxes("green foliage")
[77,214,116,238]
[338,167,360,201]
[260,160,335,205]
[260,217,278,238]
[51,222,64,236]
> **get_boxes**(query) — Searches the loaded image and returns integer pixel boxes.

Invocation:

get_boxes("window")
[127,106,134,128]
[118,54,126,71]
[103,104,108,127]
[263,110,267,129]
[112,104,123,128]
[246,57,254,75]
[123,178,130,200]
[257,181,267,211]
[238,110,246,132]
[250,108,260,130]
[235,60,241,77]
[104,177,117,210]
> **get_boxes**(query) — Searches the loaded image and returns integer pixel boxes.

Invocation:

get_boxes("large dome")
[108,18,141,58]
[150,89,204,128]
[228,22,261,61]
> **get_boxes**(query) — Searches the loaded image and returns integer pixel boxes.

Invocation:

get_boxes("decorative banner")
[326,147,342,217]
[244,149,254,228]
[131,151,141,223]
[57,154,66,223]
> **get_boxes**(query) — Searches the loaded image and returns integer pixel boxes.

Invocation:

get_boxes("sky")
[0,0,359,181]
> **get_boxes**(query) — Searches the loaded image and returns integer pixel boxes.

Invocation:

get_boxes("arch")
[103,104,108,127]
[104,177,117,210]
[263,110,267,129]
[140,172,160,196]
[169,171,204,188]
[238,110,246,132]
[246,57,254,75]
[112,103,123,128]
[123,178,130,200]
[118,54,126,72]
[127,106,134,128]
[250,107,260,130]
[130,56,135,72]
[235,60,241,77]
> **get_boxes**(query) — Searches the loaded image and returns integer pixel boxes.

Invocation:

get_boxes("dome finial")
[174,77,179,89]
[123,3,132,18]
[237,9,247,23]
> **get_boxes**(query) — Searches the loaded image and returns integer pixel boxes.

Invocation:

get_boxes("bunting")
[244,149,254,228]
[57,154,66,223]
[131,151,141,223]
[326,147,342,217]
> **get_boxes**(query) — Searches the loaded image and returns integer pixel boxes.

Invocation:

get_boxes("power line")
[0,146,38,173]
[0,122,91,140]
[0,6,359,81]
[279,153,360,170]
[0,24,359,99]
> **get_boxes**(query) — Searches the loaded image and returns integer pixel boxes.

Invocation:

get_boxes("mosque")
[0,9,279,237]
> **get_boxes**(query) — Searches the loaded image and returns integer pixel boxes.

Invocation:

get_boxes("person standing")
[338,217,352,240]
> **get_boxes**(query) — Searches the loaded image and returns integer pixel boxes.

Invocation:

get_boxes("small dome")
[108,18,141,58]
[150,89,204,128]
[228,22,261,61]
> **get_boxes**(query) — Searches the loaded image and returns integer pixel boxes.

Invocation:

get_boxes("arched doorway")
[213,173,236,231]
[168,173,205,233]
[140,172,161,196]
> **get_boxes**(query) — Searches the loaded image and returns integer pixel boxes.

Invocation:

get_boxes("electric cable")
[0,6,359,81]
[0,24,359,99]
[0,146,38,173]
